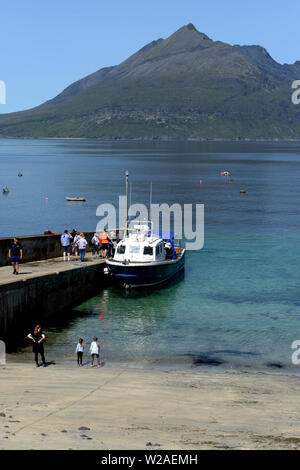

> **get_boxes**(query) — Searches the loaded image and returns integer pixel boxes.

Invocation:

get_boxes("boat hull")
[105,251,185,288]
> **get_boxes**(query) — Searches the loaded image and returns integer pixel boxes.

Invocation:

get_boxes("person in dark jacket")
[27,325,46,367]
[8,237,23,275]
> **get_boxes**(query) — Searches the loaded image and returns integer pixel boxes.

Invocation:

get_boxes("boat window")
[156,243,163,256]
[129,245,140,254]
[143,246,153,255]
[117,244,126,254]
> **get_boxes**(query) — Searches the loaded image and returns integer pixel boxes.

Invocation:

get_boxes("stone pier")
[0,255,106,346]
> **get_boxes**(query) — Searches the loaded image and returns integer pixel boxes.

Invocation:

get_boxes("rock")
[0,412,6,417]
[78,426,90,431]
[61,429,68,433]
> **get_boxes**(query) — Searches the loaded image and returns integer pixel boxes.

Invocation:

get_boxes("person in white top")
[78,233,88,262]
[89,337,101,368]
[75,338,84,366]
[73,233,80,258]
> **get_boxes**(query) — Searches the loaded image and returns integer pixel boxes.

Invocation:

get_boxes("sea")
[1,138,300,374]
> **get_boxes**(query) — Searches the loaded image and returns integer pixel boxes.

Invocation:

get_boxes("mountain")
[1,23,300,140]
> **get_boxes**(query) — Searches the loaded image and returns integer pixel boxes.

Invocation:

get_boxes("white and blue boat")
[104,222,185,288]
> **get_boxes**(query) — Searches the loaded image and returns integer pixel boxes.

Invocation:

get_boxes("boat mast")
[125,170,129,237]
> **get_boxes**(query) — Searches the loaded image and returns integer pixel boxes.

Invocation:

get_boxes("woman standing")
[78,233,87,262]
[27,325,46,367]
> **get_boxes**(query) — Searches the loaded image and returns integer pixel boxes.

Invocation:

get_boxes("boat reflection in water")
[105,221,185,289]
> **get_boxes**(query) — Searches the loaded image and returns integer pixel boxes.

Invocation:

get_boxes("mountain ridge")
[1,23,300,139]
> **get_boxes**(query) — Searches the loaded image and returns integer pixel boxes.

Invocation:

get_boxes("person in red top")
[99,228,110,258]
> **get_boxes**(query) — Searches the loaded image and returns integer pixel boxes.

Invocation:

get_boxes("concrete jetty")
[0,255,106,346]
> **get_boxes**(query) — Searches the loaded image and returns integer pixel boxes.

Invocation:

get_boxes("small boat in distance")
[2,186,9,194]
[66,197,86,202]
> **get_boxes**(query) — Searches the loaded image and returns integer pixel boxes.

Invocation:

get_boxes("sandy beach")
[1,362,300,450]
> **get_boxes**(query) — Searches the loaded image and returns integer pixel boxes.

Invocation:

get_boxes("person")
[111,239,118,257]
[73,232,80,257]
[70,229,77,255]
[107,238,113,258]
[75,338,84,366]
[89,337,101,368]
[60,230,73,261]
[165,241,173,259]
[77,233,87,262]
[91,233,100,257]
[27,324,46,367]
[99,228,110,258]
[8,237,23,275]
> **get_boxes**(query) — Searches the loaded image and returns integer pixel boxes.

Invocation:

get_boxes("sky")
[1,0,300,113]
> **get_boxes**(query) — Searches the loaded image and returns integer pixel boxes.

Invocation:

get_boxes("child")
[89,337,101,368]
[75,338,84,366]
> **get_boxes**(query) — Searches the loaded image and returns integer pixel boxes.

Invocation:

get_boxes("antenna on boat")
[125,170,129,237]
[149,181,152,218]
[129,182,132,208]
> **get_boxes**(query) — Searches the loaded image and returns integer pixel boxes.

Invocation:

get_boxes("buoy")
[240,189,246,194]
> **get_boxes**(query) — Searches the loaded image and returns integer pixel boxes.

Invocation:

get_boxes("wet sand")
[1,362,300,450]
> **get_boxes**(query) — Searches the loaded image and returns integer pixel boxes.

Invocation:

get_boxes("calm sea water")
[2,139,300,373]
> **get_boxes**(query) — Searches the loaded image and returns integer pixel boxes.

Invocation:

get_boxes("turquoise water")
[2,139,300,373]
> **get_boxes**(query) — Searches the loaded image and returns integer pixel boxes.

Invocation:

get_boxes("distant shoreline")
[1,135,300,142]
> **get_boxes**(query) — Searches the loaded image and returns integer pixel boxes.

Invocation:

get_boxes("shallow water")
[2,139,300,373]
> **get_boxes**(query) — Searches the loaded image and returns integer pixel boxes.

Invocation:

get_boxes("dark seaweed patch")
[266,362,283,369]
[192,355,223,367]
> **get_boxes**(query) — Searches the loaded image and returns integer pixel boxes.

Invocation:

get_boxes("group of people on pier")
[60,228,113,262]
[7,228,115,276]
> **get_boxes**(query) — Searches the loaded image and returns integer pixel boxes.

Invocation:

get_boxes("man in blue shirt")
[8,237,23,275]
[60,230,73,261]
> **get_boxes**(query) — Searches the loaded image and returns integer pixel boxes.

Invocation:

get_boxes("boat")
[104,222,185,288]
[66,197,86,202]
[2,186,9,194]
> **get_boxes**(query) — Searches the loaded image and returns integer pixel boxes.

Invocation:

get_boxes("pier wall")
[0,261,105,345]
[0,232,95,267]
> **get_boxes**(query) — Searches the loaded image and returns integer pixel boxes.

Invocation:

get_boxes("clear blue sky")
[1,0,300,113]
